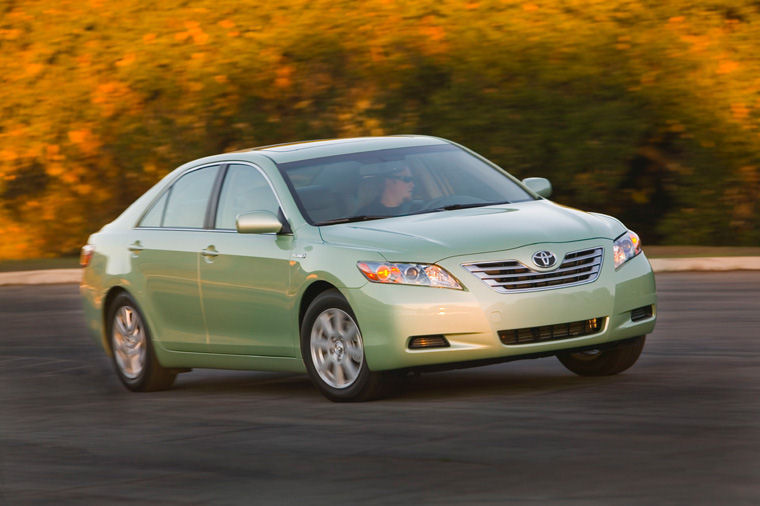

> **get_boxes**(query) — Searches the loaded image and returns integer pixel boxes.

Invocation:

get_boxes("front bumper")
[344,240,656,371]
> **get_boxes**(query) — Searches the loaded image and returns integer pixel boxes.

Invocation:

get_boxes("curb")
[2,257,760,286]
[0,269,83,286]
[648,256,760,272]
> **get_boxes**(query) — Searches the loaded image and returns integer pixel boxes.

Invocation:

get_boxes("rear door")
[131,164,221,352]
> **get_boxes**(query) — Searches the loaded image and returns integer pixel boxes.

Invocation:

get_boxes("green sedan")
[80,136,656,401]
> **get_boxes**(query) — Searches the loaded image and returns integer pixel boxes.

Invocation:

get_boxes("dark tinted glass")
[278,144,534,224]
[162,165,219,228]
[215,164,279,230]
[138,190,169,227]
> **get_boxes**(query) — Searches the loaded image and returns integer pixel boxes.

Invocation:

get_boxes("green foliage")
[1,0,759,258]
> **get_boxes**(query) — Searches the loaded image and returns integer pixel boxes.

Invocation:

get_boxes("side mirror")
[522,177,552,199]
[236,211,283,234]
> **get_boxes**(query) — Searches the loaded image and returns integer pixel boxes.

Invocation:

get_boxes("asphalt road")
[1,273,759,505]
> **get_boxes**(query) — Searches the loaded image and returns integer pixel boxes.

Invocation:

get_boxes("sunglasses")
[390,175,414,183]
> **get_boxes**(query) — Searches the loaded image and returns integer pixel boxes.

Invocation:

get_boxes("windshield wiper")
[414,201,512,214]
[437,203,493,211]
[318,201,513,224]
[317,215,390,225]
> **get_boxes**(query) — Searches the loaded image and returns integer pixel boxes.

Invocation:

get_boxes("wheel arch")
[299,280,341,330]
[102,285,132,354]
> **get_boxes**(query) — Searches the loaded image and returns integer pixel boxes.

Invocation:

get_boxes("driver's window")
[215,164,280,230]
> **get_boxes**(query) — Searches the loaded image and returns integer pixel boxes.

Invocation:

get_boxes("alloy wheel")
[112,305,147,380]
[310,308,364,389]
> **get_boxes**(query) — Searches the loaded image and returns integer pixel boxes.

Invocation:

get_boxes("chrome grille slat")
[467,263,522,273]
[463,247,604,293]
[560,250,600,263]
[487,267,599,288]
[479,258,601,280]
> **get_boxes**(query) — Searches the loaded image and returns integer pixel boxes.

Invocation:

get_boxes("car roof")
[236,135,450,164]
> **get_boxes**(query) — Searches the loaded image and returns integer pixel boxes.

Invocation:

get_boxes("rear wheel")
[107,293,176,391]
[301,289,385,401]
[557,336,646,376]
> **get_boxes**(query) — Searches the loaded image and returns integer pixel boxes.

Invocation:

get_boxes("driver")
[357,166,415,216]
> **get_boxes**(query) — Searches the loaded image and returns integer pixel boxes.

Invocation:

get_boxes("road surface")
[1,272,758,504]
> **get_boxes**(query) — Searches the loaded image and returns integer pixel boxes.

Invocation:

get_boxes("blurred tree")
[0,0,758,258]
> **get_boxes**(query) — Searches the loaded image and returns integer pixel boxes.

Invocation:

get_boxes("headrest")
[358,161,408,178]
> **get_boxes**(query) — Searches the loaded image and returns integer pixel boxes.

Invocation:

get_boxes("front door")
[199,163,296,357]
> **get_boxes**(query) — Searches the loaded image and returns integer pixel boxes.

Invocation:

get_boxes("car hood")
[318,200,626,263]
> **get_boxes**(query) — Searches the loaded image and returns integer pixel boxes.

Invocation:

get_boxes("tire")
[300,289,385,401]
[557,336,646,377]
[107,292,176,392]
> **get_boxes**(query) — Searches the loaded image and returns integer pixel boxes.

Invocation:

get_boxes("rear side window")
[161,165,220,228]
[215,164,279,230]
[138,191,169,227]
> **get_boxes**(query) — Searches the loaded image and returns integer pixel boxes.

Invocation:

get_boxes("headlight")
[613,230,642,269]
[357,261,463,290]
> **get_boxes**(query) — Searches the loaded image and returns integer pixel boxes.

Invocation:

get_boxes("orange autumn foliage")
[1,0,759,258]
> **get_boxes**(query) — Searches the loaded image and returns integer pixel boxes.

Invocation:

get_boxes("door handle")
[201,246,219,258]
[128,241,143,253]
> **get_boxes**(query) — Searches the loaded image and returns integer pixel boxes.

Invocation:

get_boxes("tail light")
[80,244,95,267]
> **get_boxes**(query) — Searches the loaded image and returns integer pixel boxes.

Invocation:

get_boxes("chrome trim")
[462,247,604,294]
[134,161,222,228]
[125,227,285,238]
[531,250,556,268]
[464,262,522,273]
[214,161,291,231]
[476,258,602,280]
[561,249,601,264]
[475,258,602,283]
[134,160,291,232]
[488,267,601,288]
[134,226,211,232]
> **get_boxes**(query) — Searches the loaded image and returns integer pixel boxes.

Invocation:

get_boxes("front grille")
[498,317,606,345]
[463,247,604,293]
[630,305,653,322]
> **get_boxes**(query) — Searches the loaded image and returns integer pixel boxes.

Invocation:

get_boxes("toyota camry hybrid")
[80,135,657,401]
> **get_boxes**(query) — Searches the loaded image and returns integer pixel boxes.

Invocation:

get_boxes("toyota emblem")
[532,250,557,268]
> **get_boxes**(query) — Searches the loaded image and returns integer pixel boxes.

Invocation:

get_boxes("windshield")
[277,144,535,225]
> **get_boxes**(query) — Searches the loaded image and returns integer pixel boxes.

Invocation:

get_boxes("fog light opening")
[585,317,603,333]
[630,305,653,322]
[408,335,450,350]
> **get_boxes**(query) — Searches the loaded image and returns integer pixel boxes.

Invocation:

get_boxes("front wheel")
[557,336,646,376]
[300,289,385,401]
